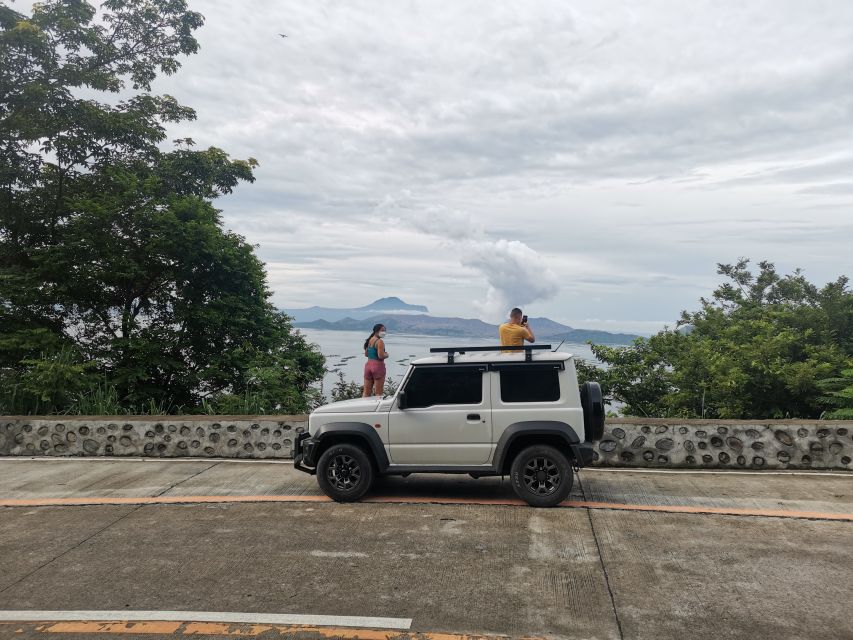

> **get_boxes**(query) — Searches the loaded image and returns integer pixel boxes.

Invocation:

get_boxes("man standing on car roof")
[499,307,535,351]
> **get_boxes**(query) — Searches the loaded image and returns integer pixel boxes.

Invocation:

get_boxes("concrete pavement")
[0,458,851,639]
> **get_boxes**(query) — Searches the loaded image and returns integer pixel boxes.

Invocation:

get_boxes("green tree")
[584,260,852,419]
[0,0,324,414]
[577,338,680,417]
[817,365,853,420]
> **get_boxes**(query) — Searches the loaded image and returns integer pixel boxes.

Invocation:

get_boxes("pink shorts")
[364,359,386,381]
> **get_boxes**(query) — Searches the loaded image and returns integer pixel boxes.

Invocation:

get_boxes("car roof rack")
[429,344,552,364]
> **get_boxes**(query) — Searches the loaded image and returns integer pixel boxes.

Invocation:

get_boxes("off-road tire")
[316,443,374,502]
[510,444,573,508]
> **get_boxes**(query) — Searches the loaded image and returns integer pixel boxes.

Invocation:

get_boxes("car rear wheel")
[316,443,374,502]
[510,444,573,508]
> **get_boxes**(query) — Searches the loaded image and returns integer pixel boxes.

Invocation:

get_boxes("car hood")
[312,397,383,414]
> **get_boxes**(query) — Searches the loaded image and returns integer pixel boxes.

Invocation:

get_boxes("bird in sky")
[278,33,287,38]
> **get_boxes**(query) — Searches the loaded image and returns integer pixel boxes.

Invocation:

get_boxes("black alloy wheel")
[327,453,361,491]
[522,455,562,496]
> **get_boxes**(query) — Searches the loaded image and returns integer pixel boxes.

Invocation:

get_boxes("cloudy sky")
[147,0,852,333]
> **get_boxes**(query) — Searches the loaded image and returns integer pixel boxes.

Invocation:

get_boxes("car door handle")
[467,414,481,421]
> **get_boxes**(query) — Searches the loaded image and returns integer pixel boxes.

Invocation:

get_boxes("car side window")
[500,369,560,403]
[403,367,483,408]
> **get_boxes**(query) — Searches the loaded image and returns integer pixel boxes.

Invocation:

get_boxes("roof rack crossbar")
[429,344,552,364]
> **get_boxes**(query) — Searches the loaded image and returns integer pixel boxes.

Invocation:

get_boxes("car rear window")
[500,368,560,403]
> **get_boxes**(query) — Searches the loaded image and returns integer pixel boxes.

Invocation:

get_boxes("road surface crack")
[578,473,625,640]
[0,461,220,594]
[151,460,221,497]
[0,504,144,595]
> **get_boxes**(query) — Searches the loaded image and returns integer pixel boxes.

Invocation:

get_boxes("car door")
[388,364,492,465]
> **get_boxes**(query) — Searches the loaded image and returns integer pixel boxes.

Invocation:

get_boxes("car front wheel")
[316,443,374,502]
[510,444,573,508]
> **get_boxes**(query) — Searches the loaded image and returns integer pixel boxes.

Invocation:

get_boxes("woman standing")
[363,323,388,397]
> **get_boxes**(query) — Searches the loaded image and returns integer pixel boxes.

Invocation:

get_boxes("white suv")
[294,344,604,507]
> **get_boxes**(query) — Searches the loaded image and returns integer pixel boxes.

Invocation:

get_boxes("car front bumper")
[293,432,318,475]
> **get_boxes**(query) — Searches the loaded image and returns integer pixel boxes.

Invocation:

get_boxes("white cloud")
[462,239,560,318]
[375,192,484,240]
[375,191,559,318]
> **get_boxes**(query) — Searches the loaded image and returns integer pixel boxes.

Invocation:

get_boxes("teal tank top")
[367,341,380,360]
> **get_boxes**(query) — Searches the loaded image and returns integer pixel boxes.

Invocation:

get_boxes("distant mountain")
[294,313,639,344]
[284,297,428,323]
[298,314,498,337]
[547,329,640,345]
[363,297,428,312]
[525,316,574,336]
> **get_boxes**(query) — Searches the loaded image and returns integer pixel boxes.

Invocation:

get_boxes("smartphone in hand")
[521,315,528,325]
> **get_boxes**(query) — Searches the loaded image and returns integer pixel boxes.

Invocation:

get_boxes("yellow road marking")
[0,494,850,521]
[3,621,539,639]
[559,499,853,521]
[0,494,331,507]
[38,621,182,634]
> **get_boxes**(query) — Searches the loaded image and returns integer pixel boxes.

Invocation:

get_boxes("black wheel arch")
[494,421,580,474]
[312,422,389,471]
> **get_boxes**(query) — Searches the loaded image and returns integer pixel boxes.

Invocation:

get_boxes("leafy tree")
[584,260,852,419]
[817,366,853,420]
[0,0,324,414]
[577,339,680,417]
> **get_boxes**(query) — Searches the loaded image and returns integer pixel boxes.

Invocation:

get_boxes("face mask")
[378,331,387,338]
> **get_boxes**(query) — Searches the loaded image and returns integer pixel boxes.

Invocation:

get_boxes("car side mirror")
[397,391,407,410]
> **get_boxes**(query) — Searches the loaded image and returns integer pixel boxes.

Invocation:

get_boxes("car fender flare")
[493,421,581,470]
[312,422,389,470]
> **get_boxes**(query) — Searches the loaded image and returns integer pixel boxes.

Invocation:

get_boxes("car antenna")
[552,338,566,352]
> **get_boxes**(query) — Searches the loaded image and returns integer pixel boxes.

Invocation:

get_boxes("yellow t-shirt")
[499,322,529,350]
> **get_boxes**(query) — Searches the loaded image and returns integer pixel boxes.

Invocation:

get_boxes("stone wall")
[0,416,307,459]
[0,416,851,471]
[595,419,851,471]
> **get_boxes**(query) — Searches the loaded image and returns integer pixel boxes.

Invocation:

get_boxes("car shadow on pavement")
[370,474,515,500]
[368,473,586,502]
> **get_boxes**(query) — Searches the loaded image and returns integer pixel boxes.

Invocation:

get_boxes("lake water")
[298,328,598,397]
